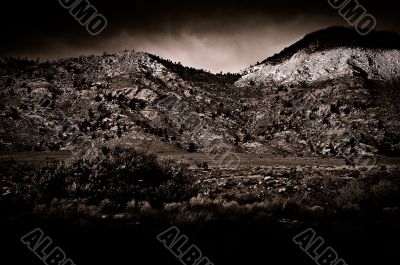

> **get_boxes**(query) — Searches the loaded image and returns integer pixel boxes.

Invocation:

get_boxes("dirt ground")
[1,150,399,166]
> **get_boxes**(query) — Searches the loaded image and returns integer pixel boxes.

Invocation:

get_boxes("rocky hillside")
[238,27,400,86]
[0,52,251,154]
[236,27,400,160]
[1,27,399,161]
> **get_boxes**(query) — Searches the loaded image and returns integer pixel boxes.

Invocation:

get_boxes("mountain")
[1,27,399,161]
[0,52,249,154]
[235,27,400,159]
[238,27,400,86]
[258,26,400,66]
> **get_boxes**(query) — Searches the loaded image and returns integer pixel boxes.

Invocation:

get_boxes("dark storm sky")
[1,0,399,72]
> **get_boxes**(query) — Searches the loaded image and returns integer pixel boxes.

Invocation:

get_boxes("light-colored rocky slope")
[237,48,400,87]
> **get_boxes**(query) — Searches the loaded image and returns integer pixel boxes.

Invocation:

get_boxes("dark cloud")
[1,0,399,72]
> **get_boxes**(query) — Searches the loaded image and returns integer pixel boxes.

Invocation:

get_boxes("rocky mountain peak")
[237,27,400,87]
[260,26,400,66]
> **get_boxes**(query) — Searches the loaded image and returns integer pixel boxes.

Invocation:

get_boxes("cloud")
[0,0,399,72]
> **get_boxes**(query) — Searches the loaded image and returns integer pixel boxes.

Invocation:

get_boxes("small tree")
[188,143,198,153]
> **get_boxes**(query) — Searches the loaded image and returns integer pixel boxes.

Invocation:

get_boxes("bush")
[335,180,368,208]
[371,179,400,206]
[0,145,198,215]
[62,146,197,209]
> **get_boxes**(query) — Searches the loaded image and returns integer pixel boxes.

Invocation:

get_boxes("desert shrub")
[333,171,400,210]
[301,176,346,207]
[33,198,102,220]
[196,162,209,170]
[187,143,198,153]
[0,161,69,217]
[6,107,20,120]
[0,145,198,215]
[152,158,197,206]
[335,180,369,208]
[371,179,400,206]
[0,161,66,202]
[60,145,197,209]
